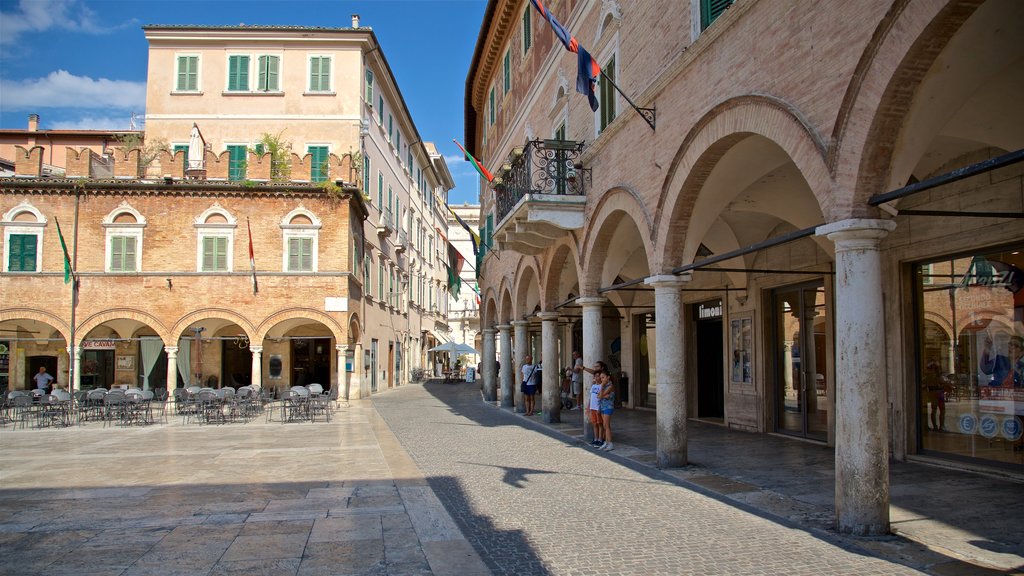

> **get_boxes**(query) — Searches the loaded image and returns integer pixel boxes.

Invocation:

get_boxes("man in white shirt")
[33,366,54,393]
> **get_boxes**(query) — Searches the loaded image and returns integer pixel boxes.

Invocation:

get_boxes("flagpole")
[599,69,656,131]
[69,194,80,417]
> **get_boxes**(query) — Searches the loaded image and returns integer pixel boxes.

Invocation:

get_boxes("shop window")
[915,247,1024,470]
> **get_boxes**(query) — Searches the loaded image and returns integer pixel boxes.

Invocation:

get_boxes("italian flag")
[247,217,259,295]
[453,139,494,183]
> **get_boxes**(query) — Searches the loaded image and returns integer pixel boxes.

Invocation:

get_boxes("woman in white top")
[520,355,538,415]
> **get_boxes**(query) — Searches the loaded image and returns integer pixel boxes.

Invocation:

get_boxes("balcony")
[493,139,588,255]
[376,208,393,237]
[395,229,407,253]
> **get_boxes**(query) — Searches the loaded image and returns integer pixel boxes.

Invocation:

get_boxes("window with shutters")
[599,55,617,133]
[365,68,374,103]
[308,145,329,183]
[388,114,393,141]
[280,208,321,273]
[522,7,532,54]
[489,87,496,125]
[363,156,371,193]
[194,206,236,273]
[257,55,280,92]
[103,205,145,273]
[227,145,247,181]
[503,48,511,94]
[378,171,384,208]
[378,260,385,298]
[200,236,229,272]
[308,56,332,92]
[175,55,199,92]
[6,234,37,273]
[173,144,188,172]
[364,254,372,290]
[378,95,384,123]
[701,0,735,30]
[227,55,250,91]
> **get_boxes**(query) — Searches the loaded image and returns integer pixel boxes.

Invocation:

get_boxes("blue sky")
[0,0,486,204]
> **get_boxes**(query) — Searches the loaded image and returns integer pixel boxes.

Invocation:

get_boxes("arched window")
[2,202,46,273]
[102,202,147,272]
[194,204,238,272]
[280,207,322,273]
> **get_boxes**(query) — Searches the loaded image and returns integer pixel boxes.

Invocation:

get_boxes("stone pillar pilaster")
[578,297,607,440]
[164,346,178,392]
[249,345,263,390]
[512,321,529,413]
[336,344,348,401]
[68,345,82,394]
[817,218,895,536]
[482,328,497,402]
[497,324,514,408]
[349,343,363,400]
[538,312,561,423]
[645,275,690,468]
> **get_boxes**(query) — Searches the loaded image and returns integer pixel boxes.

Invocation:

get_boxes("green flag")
[54,216,73,284]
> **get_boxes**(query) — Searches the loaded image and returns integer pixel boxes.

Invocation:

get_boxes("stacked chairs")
[102,390,127,426]
[9,394,35,429]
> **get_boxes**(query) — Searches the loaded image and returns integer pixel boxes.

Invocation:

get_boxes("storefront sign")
[83,339,116,350]
[697,300,723,320]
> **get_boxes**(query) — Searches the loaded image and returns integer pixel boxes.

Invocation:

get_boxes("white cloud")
[0,70,146,111]
[0,0,107,45]
[49,114,136,131]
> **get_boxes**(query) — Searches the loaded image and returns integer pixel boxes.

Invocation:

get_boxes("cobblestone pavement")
[372,382,930,576]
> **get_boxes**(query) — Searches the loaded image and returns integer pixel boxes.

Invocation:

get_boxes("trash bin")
[617,372,629,407]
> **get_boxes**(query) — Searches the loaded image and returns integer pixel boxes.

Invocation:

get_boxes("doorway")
[633,312,657,408]
[694,301,724,420]
[27,355,58,390]
[772,281,829,441]
[370,339,378,393]
[291,338,331,389]
[221,341,252,389]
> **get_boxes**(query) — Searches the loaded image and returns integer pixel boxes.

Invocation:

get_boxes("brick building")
[467,0,1023,535]
[0,19,453,401]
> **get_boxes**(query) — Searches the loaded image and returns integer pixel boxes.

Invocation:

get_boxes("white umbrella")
[428,342,479,355]
[187,123,205,172]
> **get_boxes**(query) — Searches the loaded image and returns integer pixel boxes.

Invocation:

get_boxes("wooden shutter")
[202,236,227,271]
[228,145,246,181]
[701,0,735,29]
[600,55,617,131]
[177,56,197,91]
[309,146,328,182]
[7,234,37,272]
[228,55,249,91]
[523,8,531,53]
[258,56,279,91]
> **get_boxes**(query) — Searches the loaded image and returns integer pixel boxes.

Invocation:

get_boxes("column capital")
[511,320,530,328]
[249,345,264,354]
[482,328,497,336]
[336,344,349,352]
[645,274,690,289]
[495,324,512,331]
[816,218,896,245]
[537,311,559,322]
[575,296,607,308]
[164,345,179,354]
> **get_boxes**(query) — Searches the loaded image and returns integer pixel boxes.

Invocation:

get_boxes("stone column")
[349,343,363,400]
[512,321,529,413]
[482,328,497,402]
[497,324,514,408]
[69,345,82,394]
[164,346,178,392]
[539,312,561,423]
[336,344,348,401]
[645,275,690,468]
[249,345,263,390]
[817,218,895,536]
[578,296,606,440]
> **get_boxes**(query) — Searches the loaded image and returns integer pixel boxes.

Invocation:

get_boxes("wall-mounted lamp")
[166,278,173,289]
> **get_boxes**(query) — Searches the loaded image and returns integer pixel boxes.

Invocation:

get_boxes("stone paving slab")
[0,402,486,576]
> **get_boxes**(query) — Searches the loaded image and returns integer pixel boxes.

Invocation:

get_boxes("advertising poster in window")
[731,316,752,384]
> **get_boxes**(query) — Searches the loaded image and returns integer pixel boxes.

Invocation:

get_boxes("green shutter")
[202,236,215,271]
[228,55,249,91]
[309,146,329,182]
[489,88,495,125]
[504,49,511,92]
[177,56,198,91]
[7,234,37,272]
[202,236,227,271]
[310,57,330,91]
[701,0,735,29]
[523,8,531,52]
[365,69,374,102]
[288,238,312,271]
[378,173,383,206]
[363,156,371,192]
[111,236,137,272]
[228,145,247,181]
[600,55,617,131]
[258,55,279,91]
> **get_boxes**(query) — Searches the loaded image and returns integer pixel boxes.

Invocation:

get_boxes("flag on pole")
[54,216,73,284]
[247,217,259,294]
[529,0,601,111]
[446,241,464,298]
[452,139,494,183]
[446,204,480,256]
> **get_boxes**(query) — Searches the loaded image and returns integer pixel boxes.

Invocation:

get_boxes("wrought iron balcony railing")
[495,139,586,223]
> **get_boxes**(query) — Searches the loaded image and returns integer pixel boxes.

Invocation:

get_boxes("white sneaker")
[601,442,614,451]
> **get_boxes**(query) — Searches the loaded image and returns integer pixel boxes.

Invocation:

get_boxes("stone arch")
[497,276,513,323]
[102,201,147,226]
[170,309,257,344]
[541,238,582,310]
[76,308,169,345]
[0,308,70,339]
[483,294,499,329]
[2,201,47,223]
[513,256,542,318]
[655,95,831,270]
[255,308,345,343]
[580,187,655,294]
[194,203,238,226]
[832,0,998,212]
[348,313,362,344]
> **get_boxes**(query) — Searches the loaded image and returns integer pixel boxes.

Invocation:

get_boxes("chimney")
[351,14,360,28]
[28,114,39,132]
